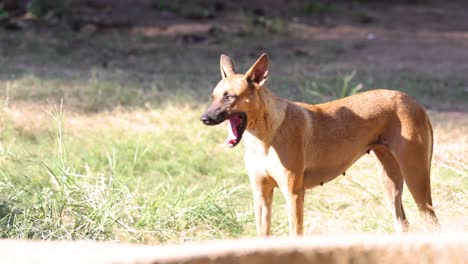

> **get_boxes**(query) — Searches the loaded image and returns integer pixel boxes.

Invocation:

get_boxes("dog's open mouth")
[226,113,247,147]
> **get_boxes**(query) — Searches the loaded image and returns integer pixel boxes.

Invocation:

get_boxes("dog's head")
[200,53,269,147]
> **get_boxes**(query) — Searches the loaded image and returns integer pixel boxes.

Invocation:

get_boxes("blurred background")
[1,0,468,109]
[0,0,466,244]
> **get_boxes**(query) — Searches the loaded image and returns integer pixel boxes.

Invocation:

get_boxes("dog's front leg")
[280,178,305,236]
[251,183,274,236]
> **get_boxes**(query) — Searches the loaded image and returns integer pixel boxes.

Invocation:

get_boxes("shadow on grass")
[1,1,467,113]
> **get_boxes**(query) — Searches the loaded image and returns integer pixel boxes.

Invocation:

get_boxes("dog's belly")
[303,166,347,188]
[302,151,366,188]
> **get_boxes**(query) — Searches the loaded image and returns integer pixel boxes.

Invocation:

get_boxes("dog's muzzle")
[200,111,227,126]
[200,114,215,125]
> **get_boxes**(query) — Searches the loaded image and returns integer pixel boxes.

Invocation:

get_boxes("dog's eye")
[223,93,236,102]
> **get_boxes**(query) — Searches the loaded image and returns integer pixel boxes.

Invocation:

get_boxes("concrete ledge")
[1,233,467,264]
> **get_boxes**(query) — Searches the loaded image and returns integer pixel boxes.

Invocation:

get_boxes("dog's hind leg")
[391,121,439,227]
[374,146,409,232]
[397,150,439,227]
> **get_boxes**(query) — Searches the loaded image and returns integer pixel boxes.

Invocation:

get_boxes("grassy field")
[0,19,467,244]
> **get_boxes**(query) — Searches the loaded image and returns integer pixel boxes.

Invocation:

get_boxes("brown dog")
[200,54,439,236]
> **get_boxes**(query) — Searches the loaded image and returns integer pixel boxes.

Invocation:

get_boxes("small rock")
[367,33,376,40]
[293,49,309,57]
[81,23,97,34]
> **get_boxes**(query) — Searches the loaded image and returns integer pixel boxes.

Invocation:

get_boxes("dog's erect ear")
[245,53,268,86]
[220,54,236,79]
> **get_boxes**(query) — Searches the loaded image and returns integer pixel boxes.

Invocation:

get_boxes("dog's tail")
[427,115,434,170]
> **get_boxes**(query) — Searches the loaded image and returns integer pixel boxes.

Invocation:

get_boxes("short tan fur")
[201,54,438,236]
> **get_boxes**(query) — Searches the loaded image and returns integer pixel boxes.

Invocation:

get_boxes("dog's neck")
[244,86,287,154]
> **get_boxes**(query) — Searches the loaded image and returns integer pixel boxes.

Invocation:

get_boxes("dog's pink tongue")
[226,116,240,146]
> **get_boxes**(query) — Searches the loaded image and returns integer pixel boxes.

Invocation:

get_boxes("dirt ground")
[66,0,468,79]
[2,0,468,111]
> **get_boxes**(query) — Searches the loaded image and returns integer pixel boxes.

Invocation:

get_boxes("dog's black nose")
[200,115,212,125]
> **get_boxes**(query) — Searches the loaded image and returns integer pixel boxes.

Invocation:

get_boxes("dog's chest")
[243,141,290,184]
